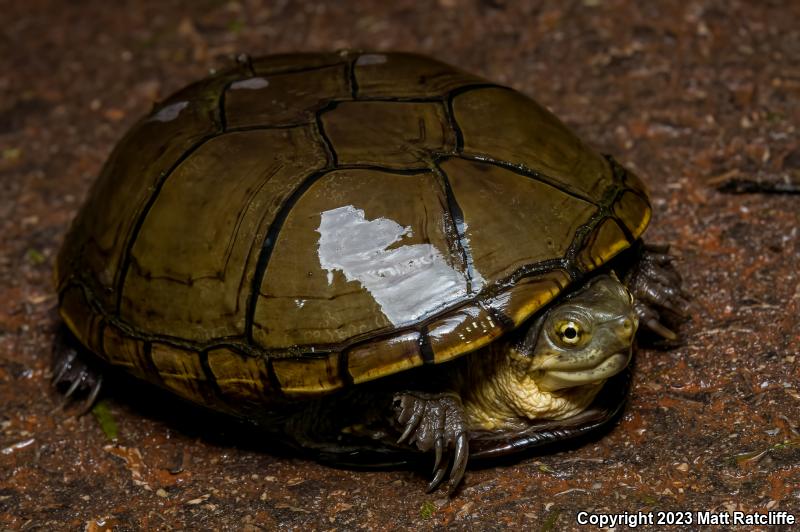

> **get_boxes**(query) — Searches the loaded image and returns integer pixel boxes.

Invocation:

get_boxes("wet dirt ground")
[1,0,799,530]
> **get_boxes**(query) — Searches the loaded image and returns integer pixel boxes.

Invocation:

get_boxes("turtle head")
[515,274,637,392]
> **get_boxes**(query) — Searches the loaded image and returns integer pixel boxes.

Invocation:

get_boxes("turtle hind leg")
[51,325,104,415]
[394,391,469,495]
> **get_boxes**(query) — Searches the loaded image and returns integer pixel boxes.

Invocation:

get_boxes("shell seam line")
[113,133,219,316]
[495,258,569,293]
[451,152,599,205]
[603,154,642,242]
[243,168,333,344]
[266,358,285,396]
[338,351,354,387]
[430,161,479,295]
[347,57,359,99]
[226,122,315,132]
[314,102,339,167]
[563,181,628,282]
[419,332,435,364]
[218,80,231,131]
[114,75,232,315]
[445,89,466,152]
[233,60,348,80]
[197,349,228,404]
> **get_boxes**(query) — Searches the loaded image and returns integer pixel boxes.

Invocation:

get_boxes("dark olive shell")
[56,52,650,409]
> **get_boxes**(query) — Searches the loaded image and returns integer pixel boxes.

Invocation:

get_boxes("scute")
[118,126,328,342]
[150,342,214,406]
[452,87,612,199]
[252,167,456,349]
[207,347,272,404]
[56,74,233,310]
[437,156,598,281]
[321,101,456,167]
[224,63,351,128]
[57,52,651,401]
[351,52,485,98]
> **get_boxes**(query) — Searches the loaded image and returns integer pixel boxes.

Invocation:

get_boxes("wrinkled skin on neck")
[456,274,638,432]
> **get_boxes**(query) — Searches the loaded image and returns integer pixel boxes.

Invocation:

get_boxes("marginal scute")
[613,191,651,239]
[272,353,342,395]
[620,164,650,198]
[150,343,212,406]
[485,270,571,327]
[120,127,327,342]
[352,52,484,98]
[59,285,104,356]
[452,87,612,199]
[577,219,631,273]
[225,64,350,128]
[321,101,455,167]
[102,325,153,381]
[207,348,271,403]
[427,304,503,364]
[346,331,424,384]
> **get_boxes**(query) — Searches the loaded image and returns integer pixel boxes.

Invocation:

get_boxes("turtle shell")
[56,52,650,410]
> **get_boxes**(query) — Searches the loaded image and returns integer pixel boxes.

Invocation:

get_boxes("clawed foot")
[626,243,690,341]
[51,332,103,415]
[394,391,469,494]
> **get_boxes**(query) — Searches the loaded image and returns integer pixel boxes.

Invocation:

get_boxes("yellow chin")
[509,378,605,422]
[535,352,630,392]
[465,371,607,431]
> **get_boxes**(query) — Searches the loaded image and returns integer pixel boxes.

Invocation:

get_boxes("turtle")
[52,51,687,493]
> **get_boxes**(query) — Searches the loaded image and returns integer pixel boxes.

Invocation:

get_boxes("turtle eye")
[555,320,583,346]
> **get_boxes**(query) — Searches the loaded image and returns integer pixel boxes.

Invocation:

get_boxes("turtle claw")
[397,400,425,443]
[626,243,690,341]
[427,454,450,493]
[51,350,77,385]
[80,375,104,415]
[52,330,103,415]
[433,435,444,472]
[448,432,469,494]
[63,376,83,400]
[645,317,677,341]
[394,392,469,494]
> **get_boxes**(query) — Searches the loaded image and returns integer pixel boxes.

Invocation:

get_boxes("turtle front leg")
[51,326,104,414]
[394,391,469,494]
[625,243,690,341]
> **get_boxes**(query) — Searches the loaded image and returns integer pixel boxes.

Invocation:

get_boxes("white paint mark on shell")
[317,205,480,326]
[149,101,189,122]
[230,77,270,90]
[355,54,388,66]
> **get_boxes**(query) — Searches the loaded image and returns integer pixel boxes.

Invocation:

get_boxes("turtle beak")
[534,348,632,392]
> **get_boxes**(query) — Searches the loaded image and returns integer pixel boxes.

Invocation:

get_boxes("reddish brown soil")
[2,1,798,529]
